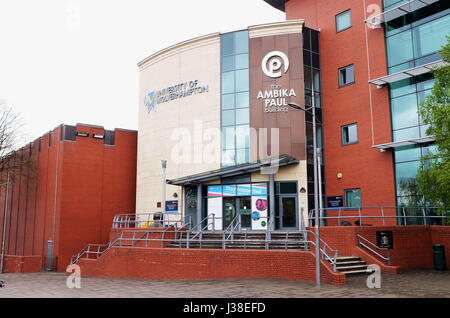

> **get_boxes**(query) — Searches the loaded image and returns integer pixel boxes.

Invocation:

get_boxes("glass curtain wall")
[383,1,449,224]
[221,30,250,167]
[303,27,325,221]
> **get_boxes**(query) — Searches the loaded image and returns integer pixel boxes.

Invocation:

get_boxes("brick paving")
[0,269,449,298]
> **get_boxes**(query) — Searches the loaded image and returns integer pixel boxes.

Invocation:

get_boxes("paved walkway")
[0,269,449,298]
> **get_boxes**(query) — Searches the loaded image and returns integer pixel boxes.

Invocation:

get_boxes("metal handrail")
[357,234,391,266]
[308,206,449,227]
[304,230,339,272]
[112,212,185,228]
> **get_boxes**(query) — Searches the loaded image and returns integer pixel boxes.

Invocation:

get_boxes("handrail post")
[222,231,225,249]
[338,208,341,226]
[422,207,427,225]
[381,207,385,226]
[212,214,215,232]
[402,207,407,225]
[187,232,190,249]
[358,207,362,225]
[387,249,391,266]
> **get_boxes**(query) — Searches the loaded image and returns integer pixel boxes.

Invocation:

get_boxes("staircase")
[333,256,375,276]
[167,231,307,250]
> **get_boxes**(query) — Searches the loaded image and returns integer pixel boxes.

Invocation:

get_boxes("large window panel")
[386,30,414,68]
[391,93,419,130]
[236,108,249,125]
[235,69,249,92]
[393,126,420,141]
[236,125,250,149]
[222,109,235,126]
[221,33,235,56]
[222,126,235,150]
[235,54,249,70]
[222,94,235,110]
[394,145,421,163]
[413,14,450,58]
[395,161,420,196]
[236,92,249,108]
[235,31,249,54]
[222,71,235,94]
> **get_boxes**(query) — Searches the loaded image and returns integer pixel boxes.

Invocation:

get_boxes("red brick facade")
[0,124,137,272]
[286,0,397,218]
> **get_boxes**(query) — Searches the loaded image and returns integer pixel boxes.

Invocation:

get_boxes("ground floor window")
[344,188,361,208]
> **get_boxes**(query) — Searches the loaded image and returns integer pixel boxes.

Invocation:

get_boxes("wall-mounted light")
[93,134,104,139]
[173,192,178,198]
[76,132,89,137]
[337,173,343,179]
[299,187,306,194]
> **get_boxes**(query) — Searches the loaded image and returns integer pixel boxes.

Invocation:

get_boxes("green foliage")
[417,35,450,224]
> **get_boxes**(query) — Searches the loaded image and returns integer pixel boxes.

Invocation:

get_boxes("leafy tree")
[417,35,450,224]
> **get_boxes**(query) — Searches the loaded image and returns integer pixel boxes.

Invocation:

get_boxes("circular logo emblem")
[261,221,267,227]
[261,51,290,78]
[251,211,261,221]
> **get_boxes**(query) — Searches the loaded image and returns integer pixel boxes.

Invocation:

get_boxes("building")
[0,124,137,272]
[264,0,449,223]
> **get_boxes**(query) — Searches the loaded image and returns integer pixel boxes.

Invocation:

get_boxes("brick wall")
[313,226,450,271]
[3,255,41,273]
[78,247,346,286]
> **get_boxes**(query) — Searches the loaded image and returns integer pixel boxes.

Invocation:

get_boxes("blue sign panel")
[222,185,237,197]
[327,196,343,209]
[165,200,178,214]
[252,183,267,196]
[237,184,252,196]
[207,185,223,197]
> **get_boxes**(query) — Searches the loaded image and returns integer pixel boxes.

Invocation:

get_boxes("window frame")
[338,64,355,87]
[341,123,359,146]
[336,9,352,33]
[344,188,361,208]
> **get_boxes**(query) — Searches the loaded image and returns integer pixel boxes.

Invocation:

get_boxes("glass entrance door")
[223,197,236,229]
[275,196,298,230]
[239,197,251,229]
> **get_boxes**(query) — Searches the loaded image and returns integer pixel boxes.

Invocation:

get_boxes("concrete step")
[340,268,375,276]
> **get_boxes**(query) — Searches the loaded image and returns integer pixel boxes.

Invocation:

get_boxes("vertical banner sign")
[251,183,268,230]
[207,185,223,230]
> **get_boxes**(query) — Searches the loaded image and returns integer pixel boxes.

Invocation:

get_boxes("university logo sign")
[144,91,156,112]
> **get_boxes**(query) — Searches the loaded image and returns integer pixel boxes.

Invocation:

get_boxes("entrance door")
[277,196,298,230]
[239,197,252,229]
[223,197,237,228]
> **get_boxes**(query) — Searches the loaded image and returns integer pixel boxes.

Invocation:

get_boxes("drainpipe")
[269,173,275,231]
[0,172,10,273]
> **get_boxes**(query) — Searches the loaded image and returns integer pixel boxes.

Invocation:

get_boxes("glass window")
[236,108,249,125]
[336,9,352,32]
[222,71,235,94]
[386,30,414,68]
[235,125,250,149]
[221,33,234,56]
[345,189,361,208]
[279,182,297,194]
[342,123,358,145]
[222,94,235,110]
[338,64,354,87]
[394,145,421,163]
[235,69,249,92]
[235,54,249,70]
[222,126,235,150]
[222,56,235,72]
[304,67,312,90]
[222,109,235,126]
[395,161,420,196]
[236,92,249,108]
[393,126,420,141]
[235,31,249,54]
[236,148,249,165]
[222,149,235,167]
[389,78,415,98]
[391,93,419,130]
[413,14,450,59]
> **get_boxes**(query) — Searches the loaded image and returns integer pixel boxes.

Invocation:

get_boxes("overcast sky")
[0,0,284,145]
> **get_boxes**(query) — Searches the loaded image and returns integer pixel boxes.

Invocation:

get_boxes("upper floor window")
[339,64,355,87]
[336,9,352,33]
[342,123,358,145]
